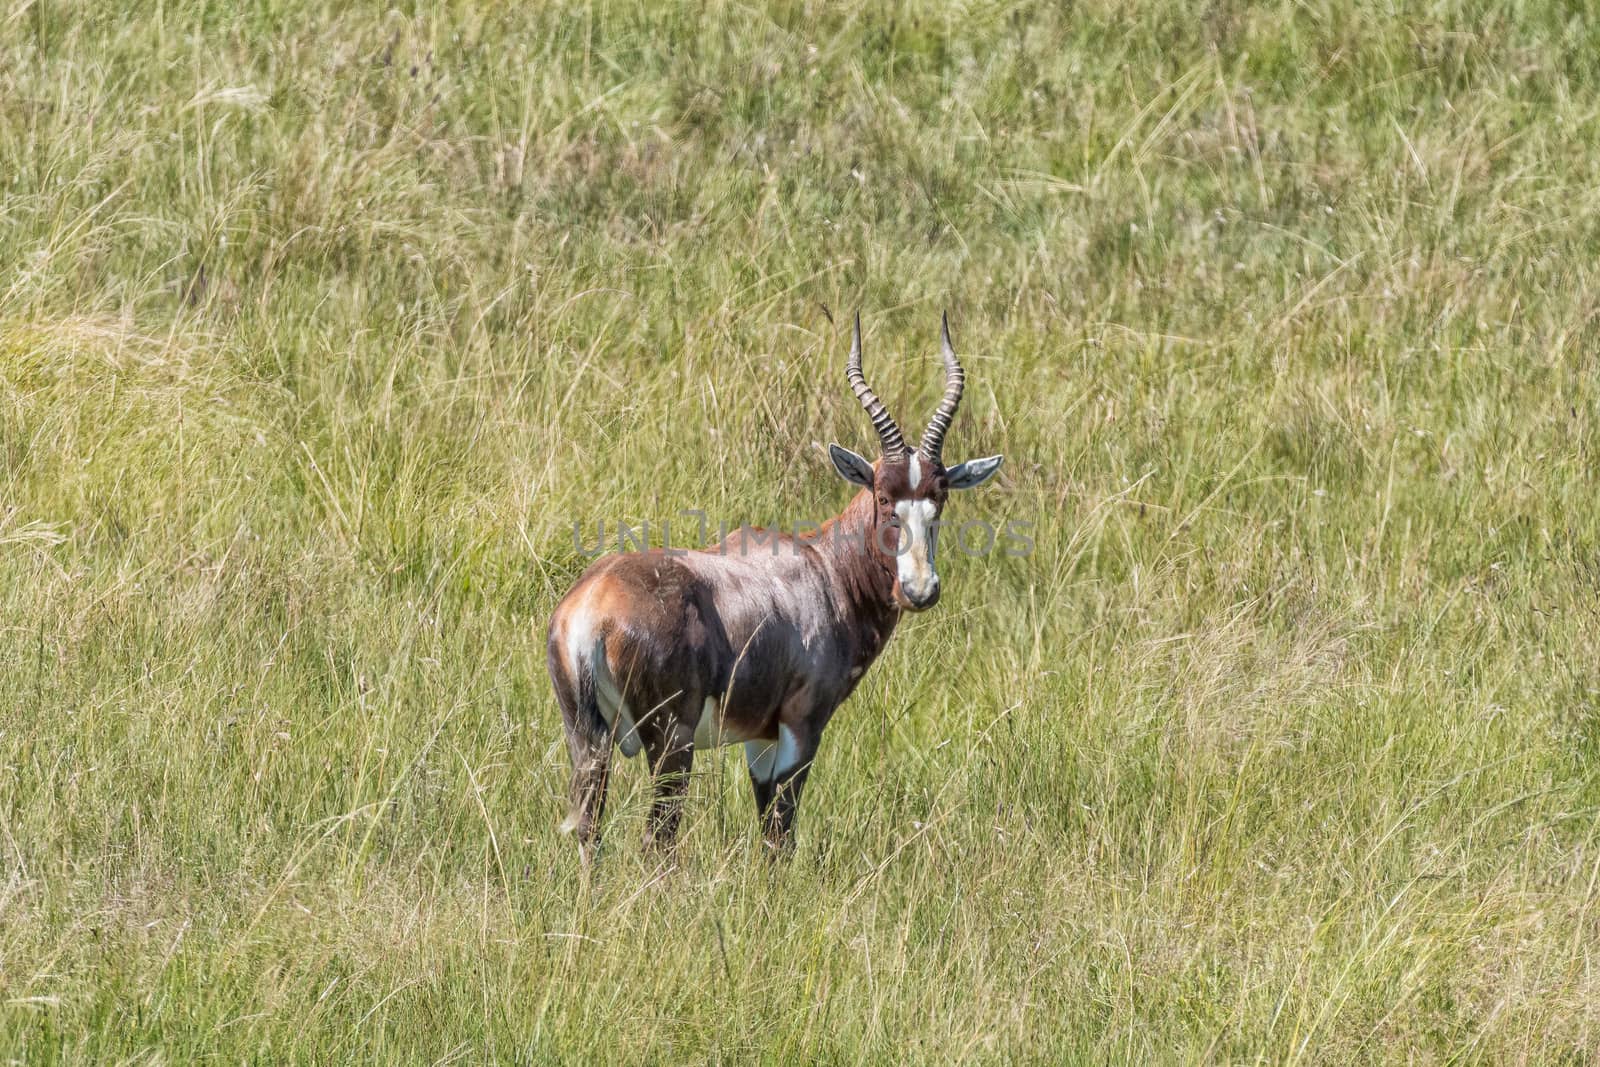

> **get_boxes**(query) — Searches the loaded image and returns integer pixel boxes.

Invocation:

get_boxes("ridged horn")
[919,310,965,462]
[845,311,906,458]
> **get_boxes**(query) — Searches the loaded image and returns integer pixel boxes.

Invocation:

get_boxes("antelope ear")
[947,454,1003,489]
[828,443,875,487]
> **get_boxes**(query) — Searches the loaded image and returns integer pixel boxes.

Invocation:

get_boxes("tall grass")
[3,0,1600,1060]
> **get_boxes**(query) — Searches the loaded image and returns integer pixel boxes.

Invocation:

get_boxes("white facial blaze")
[893,499,939,602]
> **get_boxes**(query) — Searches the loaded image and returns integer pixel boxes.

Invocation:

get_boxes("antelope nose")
[907,577,941,611]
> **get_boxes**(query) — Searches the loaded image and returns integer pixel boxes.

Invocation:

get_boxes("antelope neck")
[809,488,900,619]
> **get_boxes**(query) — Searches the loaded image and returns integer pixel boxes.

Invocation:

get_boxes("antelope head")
[828,312,1004,612]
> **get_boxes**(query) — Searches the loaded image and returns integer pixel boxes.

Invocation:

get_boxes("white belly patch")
[693,696,756,749]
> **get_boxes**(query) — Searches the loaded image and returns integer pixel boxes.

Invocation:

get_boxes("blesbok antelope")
[547,312,1003,857]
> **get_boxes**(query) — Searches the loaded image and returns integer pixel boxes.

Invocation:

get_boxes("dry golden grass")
[4,1,1600,1061]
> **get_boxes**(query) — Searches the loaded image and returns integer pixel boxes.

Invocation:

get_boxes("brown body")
[548,313,1003,856]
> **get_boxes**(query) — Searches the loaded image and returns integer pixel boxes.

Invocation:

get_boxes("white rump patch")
[563,598,599,687]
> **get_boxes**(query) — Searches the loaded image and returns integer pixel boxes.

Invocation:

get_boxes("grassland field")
[6,0,1600,1062]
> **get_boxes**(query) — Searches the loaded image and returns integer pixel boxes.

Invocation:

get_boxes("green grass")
[4,0,1600,1060]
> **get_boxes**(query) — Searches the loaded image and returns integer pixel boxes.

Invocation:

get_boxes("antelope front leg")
[744,724,817,854]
